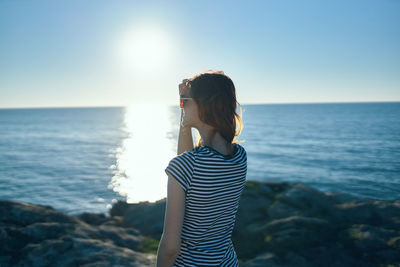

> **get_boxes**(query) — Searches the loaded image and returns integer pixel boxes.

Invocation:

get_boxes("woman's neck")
[198,125,232,155]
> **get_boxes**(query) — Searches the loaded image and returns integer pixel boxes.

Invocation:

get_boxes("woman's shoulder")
[236,143,246,154]
[174,147,197,162]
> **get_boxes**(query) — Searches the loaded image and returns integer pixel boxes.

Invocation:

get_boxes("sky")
[0,0,399,108]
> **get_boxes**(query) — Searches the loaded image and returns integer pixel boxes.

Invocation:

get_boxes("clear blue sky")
[0,0,399,108]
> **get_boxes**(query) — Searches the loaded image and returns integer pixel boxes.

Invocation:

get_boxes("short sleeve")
[165,150,195,192]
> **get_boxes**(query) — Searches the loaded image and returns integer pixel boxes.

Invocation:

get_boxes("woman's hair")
[186,70,244,147]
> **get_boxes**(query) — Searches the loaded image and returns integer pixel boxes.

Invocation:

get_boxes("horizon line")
[0,100,399,110]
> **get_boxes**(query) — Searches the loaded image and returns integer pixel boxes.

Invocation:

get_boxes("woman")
[156,71,247,267]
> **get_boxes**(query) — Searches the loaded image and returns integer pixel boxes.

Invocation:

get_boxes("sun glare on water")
[108,104,177,203]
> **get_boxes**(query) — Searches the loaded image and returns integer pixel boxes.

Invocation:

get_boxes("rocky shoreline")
[1,180,399,266]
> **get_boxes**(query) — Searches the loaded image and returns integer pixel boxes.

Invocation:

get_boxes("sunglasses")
[180,97,193,108]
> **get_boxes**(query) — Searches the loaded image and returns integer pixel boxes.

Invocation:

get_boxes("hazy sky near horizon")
[0,0,399,108]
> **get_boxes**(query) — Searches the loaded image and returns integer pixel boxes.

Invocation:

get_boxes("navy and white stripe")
[165,143,247,266]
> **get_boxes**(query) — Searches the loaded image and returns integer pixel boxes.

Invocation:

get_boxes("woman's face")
[181,90,201,128]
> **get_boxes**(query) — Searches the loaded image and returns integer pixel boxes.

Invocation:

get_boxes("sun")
[115,25,175,76]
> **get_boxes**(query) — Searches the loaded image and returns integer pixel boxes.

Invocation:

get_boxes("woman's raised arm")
[177,109,194,155]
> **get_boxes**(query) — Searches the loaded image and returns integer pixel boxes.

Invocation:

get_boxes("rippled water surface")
[0,102,399,215]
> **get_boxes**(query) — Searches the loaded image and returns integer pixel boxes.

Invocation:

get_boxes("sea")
[0,102,399,216]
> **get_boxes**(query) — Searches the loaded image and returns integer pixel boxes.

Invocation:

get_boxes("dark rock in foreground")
[110,181,400,267]
[1,180,399,266]
[234,181,400,266]
[0,200,156,266]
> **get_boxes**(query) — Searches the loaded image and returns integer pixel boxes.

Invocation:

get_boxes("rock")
[232,180,400,266]
[112,198,167,240]
[17,236,154,267]
[347,224,400,263]
[78,212,109,225]
[0,199,156,267]
[332,200,400,227]
[1,179,399,266]
[284,183,332,213]
[109,201,130,217]
[100,215,125,227]
[327,191,373,204]
[388,236,400,250]
[284,251,308,267]
[244,215,334,264]
[267,200,303,219]
[236,185,273,229]
[20,222,76,242]
[0,199,80,226]
[241,252,280,267]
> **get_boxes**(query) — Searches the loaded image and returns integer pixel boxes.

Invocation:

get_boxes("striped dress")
[165,143,247,266]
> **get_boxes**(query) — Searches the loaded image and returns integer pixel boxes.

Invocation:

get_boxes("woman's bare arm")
[156,173,186,266]
[177,109,194,155]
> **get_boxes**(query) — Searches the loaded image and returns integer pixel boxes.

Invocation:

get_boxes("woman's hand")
[179,79,190,96]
